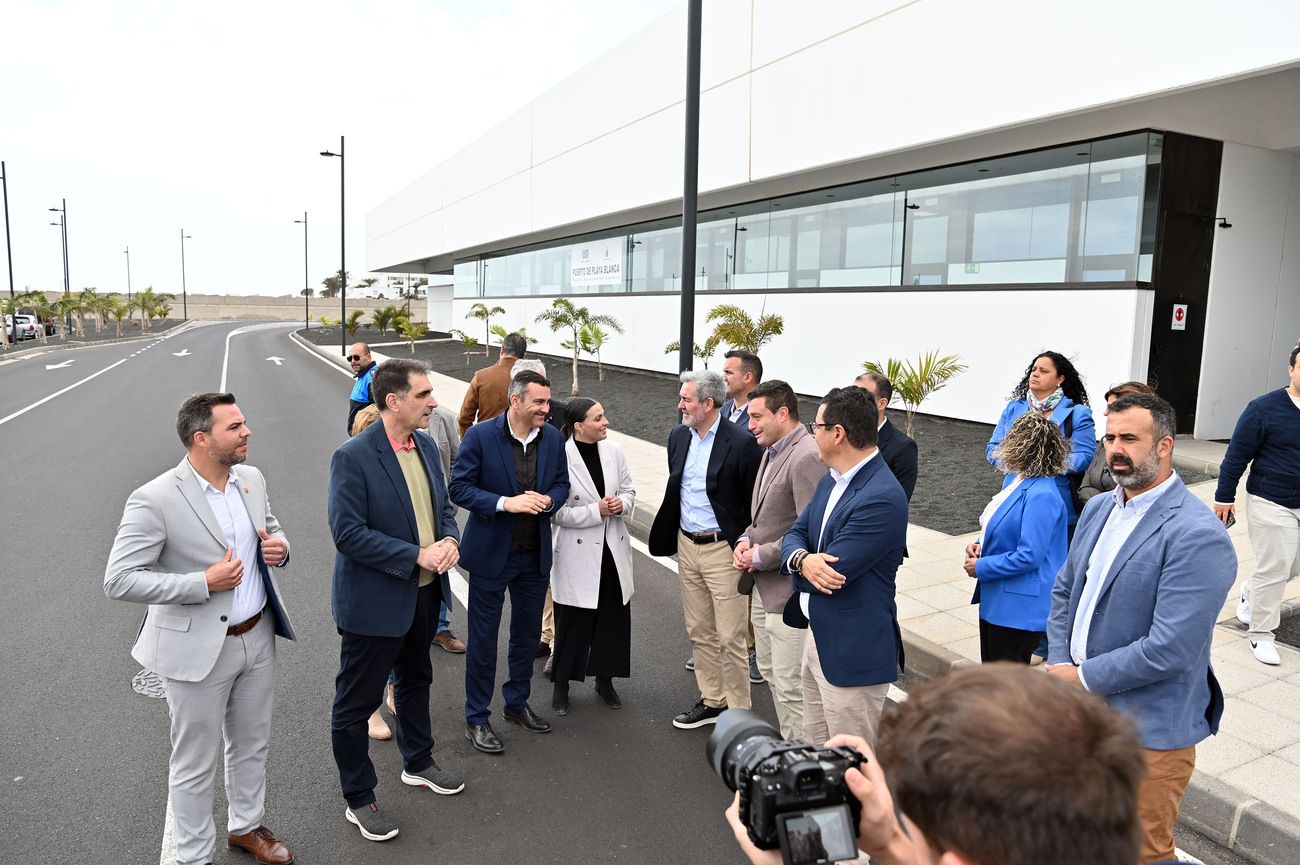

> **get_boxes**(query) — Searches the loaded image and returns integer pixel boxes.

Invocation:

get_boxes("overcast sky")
[1,0,681,298]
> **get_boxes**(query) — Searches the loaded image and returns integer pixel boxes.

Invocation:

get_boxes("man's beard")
[209,444,247,467]
[1110,450,1159,489]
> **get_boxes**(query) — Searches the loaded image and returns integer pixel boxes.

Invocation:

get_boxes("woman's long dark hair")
[561,397,599,441]
[1009,351,1089,406]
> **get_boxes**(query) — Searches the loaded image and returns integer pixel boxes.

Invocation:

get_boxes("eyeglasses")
[804,422,836,434]
[347,355,365,362]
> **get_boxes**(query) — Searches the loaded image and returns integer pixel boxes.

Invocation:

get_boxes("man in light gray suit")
[106,393,296,865]
[732,380,825,739]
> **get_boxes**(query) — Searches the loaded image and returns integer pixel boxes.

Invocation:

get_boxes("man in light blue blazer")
[1046,392,1236,865]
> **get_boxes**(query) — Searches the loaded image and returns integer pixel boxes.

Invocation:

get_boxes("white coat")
[551,437,636,608]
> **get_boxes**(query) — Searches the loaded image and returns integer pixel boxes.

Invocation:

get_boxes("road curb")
[0,320,199,365]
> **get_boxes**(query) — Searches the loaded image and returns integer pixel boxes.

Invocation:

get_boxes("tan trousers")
[750,601,805,739]
[1137,746,1196,864]
[679,534,751,710]
[801,628,889,746]
[541,585,554,646]
[1245,494,1300,641]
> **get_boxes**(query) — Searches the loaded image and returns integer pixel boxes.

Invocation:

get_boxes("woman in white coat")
[549,398,636,716]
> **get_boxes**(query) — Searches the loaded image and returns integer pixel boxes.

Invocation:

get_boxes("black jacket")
[877,418,918,501]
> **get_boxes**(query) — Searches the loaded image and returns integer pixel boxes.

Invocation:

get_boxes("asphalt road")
[0,321,1250,865]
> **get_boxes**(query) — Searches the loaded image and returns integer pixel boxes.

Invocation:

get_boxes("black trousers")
[551,545,631,682]
[331,582,441,809]
[978,619,1044,664]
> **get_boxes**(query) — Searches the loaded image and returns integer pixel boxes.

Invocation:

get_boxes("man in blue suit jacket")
[329,359,464,843]
[450,369,569,754]
[781,386,908,746]
[1047,392,1236,865]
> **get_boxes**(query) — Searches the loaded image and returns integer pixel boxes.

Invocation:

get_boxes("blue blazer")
[328,420,460,637]
[1047,478,1237,750]
[720,398,750,429]
[971,476,1068,632]
[780,455,908,688]
[987,396,1095,520]
[449,413,569,578]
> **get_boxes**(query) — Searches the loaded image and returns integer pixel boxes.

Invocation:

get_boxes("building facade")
[372,0,1300,436]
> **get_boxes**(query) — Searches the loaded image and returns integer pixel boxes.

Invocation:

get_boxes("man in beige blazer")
[732,380,825,738]
[106,393,296,865]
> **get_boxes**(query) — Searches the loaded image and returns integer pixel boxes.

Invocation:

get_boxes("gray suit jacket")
[740,425,826,612]
[105,457,296,683]
[419,404,460,483]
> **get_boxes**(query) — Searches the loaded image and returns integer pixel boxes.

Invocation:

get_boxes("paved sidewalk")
[298,334,1300,865]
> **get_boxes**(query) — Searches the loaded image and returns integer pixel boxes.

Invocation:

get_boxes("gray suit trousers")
[163,614,276,865]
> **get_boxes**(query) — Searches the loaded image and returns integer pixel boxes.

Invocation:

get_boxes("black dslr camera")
[707,709,865,865]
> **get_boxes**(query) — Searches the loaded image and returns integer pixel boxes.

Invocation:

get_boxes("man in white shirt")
[1046,392,1236,864]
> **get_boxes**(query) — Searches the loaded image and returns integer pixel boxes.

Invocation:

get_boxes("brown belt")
[681,529,724,545]
[226,609,263,637]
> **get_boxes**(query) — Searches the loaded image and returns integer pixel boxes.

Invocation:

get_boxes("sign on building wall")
[570,238,623,287]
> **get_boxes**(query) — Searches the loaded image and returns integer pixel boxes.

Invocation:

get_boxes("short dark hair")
[724,349,762,384]
[747,379,799,420]
[1103,380,1155,402]
[1108,391,1177,442]
[1289,340,1299,369]
[819,386,877,449]
[877,664,1144,865]
[855,371,894,404]
[177,392,237,447]
[509,369,551,400]
[373,358,430,411]
[501,332,528,358]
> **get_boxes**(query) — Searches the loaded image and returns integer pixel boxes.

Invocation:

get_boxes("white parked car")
[4,314,40,341]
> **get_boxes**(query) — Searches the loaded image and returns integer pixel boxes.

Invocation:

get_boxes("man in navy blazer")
[781,386,908,746]
[450,369,569,754]
[720,349,762,428]
[854,372,918,501]
[328,358,464,842]
[1047,392,1236,865]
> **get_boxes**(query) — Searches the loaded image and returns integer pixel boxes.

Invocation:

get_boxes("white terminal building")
[366,0,1300,438]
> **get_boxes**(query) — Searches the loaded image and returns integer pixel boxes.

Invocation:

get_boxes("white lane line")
[219,323,299,391]
[0,358,128,427]
[449,567,468,608]
[631,535,908,703]
[159,795,176,865]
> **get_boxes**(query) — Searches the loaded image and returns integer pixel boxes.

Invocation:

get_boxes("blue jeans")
[438,600,452,634]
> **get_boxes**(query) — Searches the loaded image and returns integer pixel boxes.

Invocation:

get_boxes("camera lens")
[706,709,782,790]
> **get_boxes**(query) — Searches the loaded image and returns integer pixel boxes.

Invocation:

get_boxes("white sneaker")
[1250,640,1281,666]
[1236,587,1252,626]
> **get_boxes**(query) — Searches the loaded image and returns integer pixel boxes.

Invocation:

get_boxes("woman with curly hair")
[965,413,1070,663]
[985,350,1095,529]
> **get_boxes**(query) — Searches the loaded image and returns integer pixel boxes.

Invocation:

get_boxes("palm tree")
[19,290,55,344]
[56,294,86,338]
[395,316,428,354]
[321,270,349,298]
[344,309,365,337]
[664,333,723,369]
[563,322,615,381]
[489,323,537,346]
[371,305,402,337]
[448,329,480,365]
[87,290,114,333]
[863,351,968,437]
[535,298,623,396]
[705,303,784,354]
[466,302,505,357]
[133,287,175,331]
[105,295,130,337]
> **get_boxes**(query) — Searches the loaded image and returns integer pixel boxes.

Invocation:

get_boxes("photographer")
[725,664,1161,865]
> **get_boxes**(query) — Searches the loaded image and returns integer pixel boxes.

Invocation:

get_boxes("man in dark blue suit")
[853,371,918,501]
[782,386,907,746]
[328,358,464,843]
[450,369,570,754]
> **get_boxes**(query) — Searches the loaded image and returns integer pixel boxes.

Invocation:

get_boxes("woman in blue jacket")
[966,413,1070,663]
[986,350,1094,529]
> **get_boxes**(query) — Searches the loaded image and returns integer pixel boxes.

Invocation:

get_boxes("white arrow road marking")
[44,360,75,369]
[172,349,191,357]
[266,356,285,366]
[0,359,127,427]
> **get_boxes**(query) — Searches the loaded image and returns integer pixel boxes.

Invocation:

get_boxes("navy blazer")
[328,420,460,637]
[1047,477,1237,750]
[780,455,908,688]
[876,418,918,501]
[720,398,751,429]
[648,417,763,556]
[971,476,1068,632]
[449,413,569,578]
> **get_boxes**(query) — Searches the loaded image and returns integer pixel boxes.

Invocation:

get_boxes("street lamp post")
[1,161,15,346]
[320,137,345,357]
[124,246,132,302]
[179,230,191,321]
[49,199,69,337]
[677,0,702,374]
[294,212,308,331]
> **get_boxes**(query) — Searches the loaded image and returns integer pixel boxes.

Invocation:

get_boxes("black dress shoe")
[465,722,504,754]
[503,704,552,733]
[594,677,622,709]
[552,683,569,716]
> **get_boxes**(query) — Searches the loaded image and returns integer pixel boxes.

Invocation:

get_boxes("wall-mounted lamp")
[1216,217,1232,229]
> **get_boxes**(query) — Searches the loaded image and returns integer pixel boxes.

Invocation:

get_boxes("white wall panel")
[366,210,444,273]
[440,107,533,208]
[752,0,915,68]
[442,172,533,253]
[1196,144,1298,439]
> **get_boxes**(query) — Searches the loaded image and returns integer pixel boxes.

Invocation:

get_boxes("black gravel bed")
[297,324,451,348]
[4,318,186,352]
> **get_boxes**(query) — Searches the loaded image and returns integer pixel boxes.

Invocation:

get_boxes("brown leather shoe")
[228,825,294,864]
[432,630,467,654]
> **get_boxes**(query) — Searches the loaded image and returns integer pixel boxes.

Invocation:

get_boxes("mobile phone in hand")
[1225,512,1237,529]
